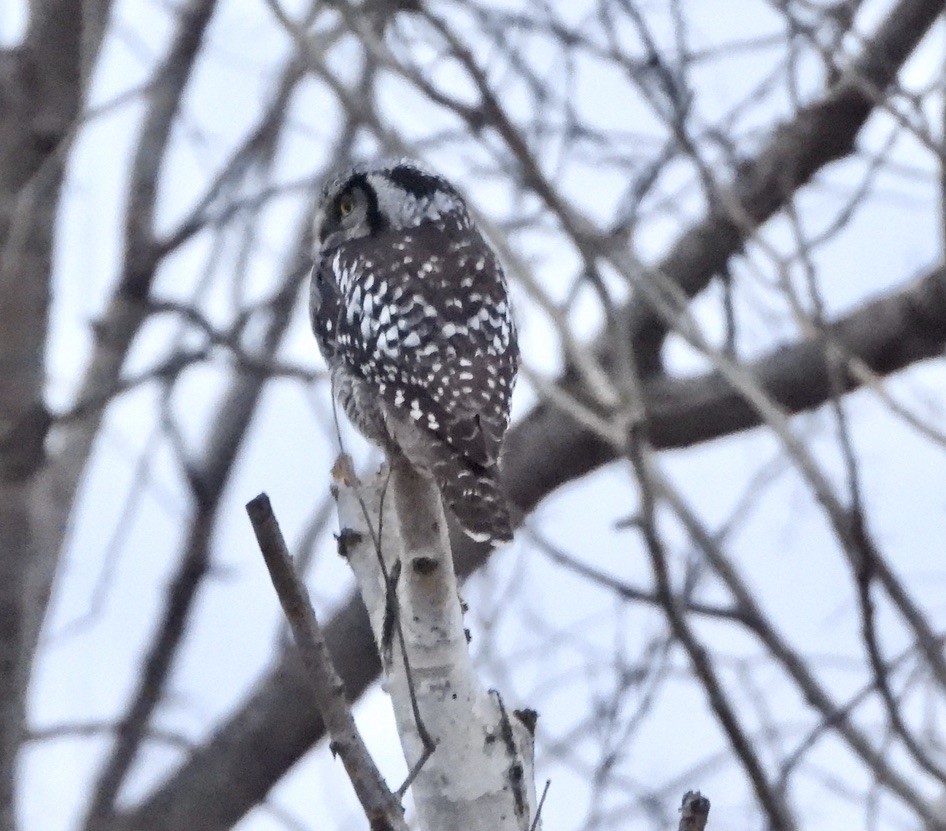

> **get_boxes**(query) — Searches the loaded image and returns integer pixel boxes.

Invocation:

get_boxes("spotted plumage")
[310,159,519,544]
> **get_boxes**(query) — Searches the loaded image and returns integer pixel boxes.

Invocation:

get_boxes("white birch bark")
[335,459,538,831]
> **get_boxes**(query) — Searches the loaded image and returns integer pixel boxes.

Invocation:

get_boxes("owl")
[309,159,519,545]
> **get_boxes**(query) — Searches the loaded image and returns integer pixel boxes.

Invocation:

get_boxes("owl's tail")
[386,415,515,546]
[434,458,515,546]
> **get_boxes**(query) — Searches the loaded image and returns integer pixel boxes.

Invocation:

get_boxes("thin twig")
[626,434,798,830]
[529,779,551,831]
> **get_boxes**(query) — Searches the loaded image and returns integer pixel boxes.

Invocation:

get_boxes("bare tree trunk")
[0,4,111,826]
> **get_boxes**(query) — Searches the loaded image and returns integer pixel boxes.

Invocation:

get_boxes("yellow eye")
[339,196,354,217]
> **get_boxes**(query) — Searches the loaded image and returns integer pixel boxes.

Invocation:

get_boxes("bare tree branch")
[247,492,408,831]
[113,258,946,831]
[82,212,309,831]
[626,436,798,830]
[0,3,112,826]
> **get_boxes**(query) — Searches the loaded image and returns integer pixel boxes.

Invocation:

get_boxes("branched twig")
[626,429,797,830]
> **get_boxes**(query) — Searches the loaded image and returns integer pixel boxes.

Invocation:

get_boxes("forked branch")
[334,455,540,831]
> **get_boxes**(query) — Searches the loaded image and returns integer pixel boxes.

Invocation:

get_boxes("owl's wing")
[330,222,518,469]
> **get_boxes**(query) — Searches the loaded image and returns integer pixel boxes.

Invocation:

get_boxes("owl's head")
[313,159,466,251]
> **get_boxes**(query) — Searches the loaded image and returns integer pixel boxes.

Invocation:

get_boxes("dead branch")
[247,492,408,831]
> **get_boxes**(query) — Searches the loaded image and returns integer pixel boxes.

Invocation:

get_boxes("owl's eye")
[338,195,355,217]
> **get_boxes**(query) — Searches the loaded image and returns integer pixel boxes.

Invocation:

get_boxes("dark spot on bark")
[412,556,439,574]
[335,528,363,558]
